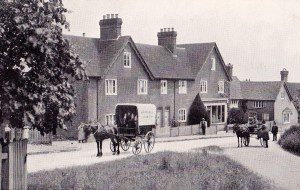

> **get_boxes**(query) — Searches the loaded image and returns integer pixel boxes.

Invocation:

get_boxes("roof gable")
[286,82,300,100]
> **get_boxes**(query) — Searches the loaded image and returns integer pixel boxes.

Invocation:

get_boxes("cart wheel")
[121,138,131,151]
[144,131,155,153]
[243,137,250,147]
[132,139,143,155]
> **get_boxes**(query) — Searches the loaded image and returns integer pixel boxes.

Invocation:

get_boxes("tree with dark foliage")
[188,93,210,126]
[227,108,247,124]
[0,0,86,136]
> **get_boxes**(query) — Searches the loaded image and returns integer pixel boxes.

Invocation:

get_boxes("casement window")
[105,114,115,125]
[137,79,148,95]
[283,112,290,123]
[200,80,207,93]
[178,109,186,122]
[218,81,224,93]
[230,100,239,108]
[160,80,167,94]
[123,52,131,68]
[211,57,216,71]
[253,101,263,108]
[263,113,270,121]
[281,91,285,99]
[179,80,187,94]
[105,79,117,95]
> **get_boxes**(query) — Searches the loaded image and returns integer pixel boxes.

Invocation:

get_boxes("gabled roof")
[177,43,232,80]
[230,81,284,101]
[64,35,131,77]
[65,35,229,81]
[135,44,193,80]
[286,82,300,100]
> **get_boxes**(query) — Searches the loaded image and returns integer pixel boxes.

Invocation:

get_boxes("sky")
[62,0,300,82]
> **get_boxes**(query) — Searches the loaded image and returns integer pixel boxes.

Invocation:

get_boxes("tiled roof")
[177,43,215,77]
[286,82,300,100]
[65,35,221,80]
[135,44,193,79]
[230,81,283,100]
[64,35,130,77]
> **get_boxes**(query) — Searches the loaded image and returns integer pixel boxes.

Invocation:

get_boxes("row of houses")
[62,14,299,138]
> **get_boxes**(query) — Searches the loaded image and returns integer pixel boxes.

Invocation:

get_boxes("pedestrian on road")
[78,123,86,143]
[260,125,270,148]
[271,121,278,141]
[200,118,207,135]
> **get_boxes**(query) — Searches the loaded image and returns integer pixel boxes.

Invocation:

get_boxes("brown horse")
[84,122,120,157]
[233,124,250,147]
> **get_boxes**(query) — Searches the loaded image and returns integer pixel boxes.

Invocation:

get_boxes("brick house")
[63,14,232,138]
[230,69,299,128]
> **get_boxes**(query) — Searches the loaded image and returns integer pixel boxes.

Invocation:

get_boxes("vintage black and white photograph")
[0,0,300,189]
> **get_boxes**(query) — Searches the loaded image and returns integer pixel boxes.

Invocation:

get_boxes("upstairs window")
[230,100,239,108]
[137,79,148,95]
[211,57,216,71]
[218,81,224,93]
[178,109,186,122]
[105,114,115,125]
[253,101,263,108]
[200,81,207,93]
[123,52,131,68]
[105,79,117,95]
[179,80,187,94]
[160,80,167,94]
[281,91,285,99]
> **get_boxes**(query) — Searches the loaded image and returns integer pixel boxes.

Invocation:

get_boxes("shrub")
[278,125,300,155]
[188,93,210,126]
[227,108,247,124]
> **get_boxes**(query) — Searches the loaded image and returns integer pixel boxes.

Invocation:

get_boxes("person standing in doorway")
[271,121,278,141]
[200,118,207,135]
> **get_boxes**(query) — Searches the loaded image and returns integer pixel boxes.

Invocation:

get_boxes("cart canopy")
[115,103,156,126]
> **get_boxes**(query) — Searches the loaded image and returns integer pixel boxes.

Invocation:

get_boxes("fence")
[29,129,52,145]
[1,140,27,190]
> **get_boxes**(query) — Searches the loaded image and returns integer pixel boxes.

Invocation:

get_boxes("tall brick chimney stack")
[280,68,289,82]
[226,63,233,78]
[157,28,177,54]
[99,14,122,40]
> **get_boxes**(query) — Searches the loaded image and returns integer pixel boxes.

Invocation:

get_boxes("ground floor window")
[178,109,186,122]
[105,114,115,125]
[206,105,225,124]
[263,113,269,121]
[283,112,290,124]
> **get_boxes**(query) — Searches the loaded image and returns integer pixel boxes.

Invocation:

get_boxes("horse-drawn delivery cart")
[111,103,156,155]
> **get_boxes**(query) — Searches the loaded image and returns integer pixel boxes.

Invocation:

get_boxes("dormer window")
[123,52,131,68]
[211,57,216,71]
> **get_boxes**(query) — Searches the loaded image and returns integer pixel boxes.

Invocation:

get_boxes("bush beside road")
[278,125,300,156]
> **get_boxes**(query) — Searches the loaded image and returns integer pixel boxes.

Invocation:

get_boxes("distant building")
[230,69,299,128]
[63,14,232,138]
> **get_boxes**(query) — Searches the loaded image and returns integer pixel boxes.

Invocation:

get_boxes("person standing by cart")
[260,125,270,148]
[200,118,207,135]
[271,121,278,141]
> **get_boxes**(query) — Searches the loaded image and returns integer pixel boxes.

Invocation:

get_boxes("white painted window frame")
[123,52,131,68]
[178,80,187,94]
[178,108,187,122]
[283,112,290,124]
[218,81,224,93]
[211,57,216,71]
[253,101,263,108]
[105,79,117,95]
[200,80,207,93]
[160,80,168,94]
[137,79,148,95]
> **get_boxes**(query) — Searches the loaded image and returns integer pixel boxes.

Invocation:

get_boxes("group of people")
[256,121,279,148]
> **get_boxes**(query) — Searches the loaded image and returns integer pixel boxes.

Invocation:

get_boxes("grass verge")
[28,147,277,190]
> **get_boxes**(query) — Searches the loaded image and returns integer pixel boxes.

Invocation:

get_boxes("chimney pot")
[171,28,174,31]
[106,14,110,19]
[157,27,177,54]
[99,14,122,40]
[103,15,106,19]
[280,68,289,82]
[82,33,86,37]
[115,14,118,18]
[111,14,114,18]
[160,28,163,32]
